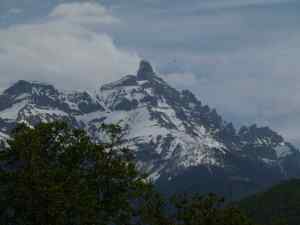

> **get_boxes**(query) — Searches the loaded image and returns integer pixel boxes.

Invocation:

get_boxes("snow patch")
[0,100,27,120]
[275,143,292,158]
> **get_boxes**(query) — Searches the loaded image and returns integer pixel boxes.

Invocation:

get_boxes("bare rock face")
[137,60,155,80]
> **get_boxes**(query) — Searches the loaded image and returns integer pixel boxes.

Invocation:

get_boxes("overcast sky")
[0,0,300,145]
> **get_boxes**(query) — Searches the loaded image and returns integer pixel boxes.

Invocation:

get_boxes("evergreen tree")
[0,122,150,225]
[169,193,254,225]
[0,121,284,225]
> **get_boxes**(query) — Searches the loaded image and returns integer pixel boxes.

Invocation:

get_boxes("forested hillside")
[239,179,300,225]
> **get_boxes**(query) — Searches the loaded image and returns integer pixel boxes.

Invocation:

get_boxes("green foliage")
[139,192,258,225]
[0,122,150,225]
[167,193,254,225]
[0,121,279,225]
[238,179,300,225]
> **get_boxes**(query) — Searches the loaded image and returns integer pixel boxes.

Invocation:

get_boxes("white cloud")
[49,2,120,25]
[0,2,140,91]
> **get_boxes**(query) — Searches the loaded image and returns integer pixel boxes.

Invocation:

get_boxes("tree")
[0,122,150,225]
[168,193,254,225]
[139,192,259,225]
[0,121,283,225]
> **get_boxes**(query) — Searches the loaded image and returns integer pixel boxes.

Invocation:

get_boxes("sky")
[0,0,300,145]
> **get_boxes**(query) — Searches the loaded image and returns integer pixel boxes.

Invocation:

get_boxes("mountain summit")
[137,60,155,80]
[0,61,300,198]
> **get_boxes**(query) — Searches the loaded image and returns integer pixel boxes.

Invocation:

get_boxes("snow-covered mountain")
[1,60,300,198]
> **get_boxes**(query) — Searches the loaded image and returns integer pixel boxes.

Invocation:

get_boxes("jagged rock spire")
[137,60,155,80]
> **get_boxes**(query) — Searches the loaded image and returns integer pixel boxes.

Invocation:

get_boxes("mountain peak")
[4,80,33,96]
[4,80,57,97]
[137,60,155,80]
[239,124,284,146]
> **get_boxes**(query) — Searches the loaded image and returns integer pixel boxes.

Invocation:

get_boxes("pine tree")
[0,121,280,225]
[0,122,151,225]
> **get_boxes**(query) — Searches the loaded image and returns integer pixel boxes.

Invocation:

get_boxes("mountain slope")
[239,179,300,225]
[0,60,299,198]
